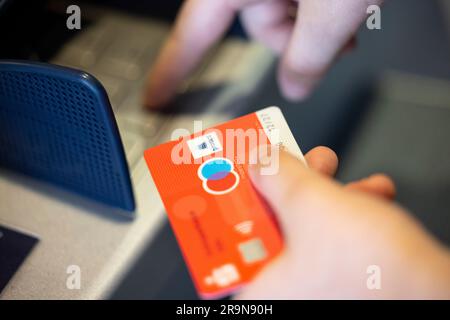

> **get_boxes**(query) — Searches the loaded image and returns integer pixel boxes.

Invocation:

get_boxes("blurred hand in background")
[235,147,450,299]
[143,0,384,108]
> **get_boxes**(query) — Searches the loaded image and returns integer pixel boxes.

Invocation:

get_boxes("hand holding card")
[144,106,304,298]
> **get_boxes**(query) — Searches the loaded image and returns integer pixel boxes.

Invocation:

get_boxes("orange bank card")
[144,106,304,298]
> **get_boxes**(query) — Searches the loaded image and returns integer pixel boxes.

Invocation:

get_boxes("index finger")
[278,0,379,100]
[143,0,237,108]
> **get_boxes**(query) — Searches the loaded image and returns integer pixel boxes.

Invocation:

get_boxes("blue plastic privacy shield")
[0,61,135,211]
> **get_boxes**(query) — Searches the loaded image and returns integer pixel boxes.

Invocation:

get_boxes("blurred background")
[0,0,449,299]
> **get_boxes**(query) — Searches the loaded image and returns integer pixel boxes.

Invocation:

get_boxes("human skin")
[143,0,384,108]
[142,0,450,298]
[235,147,450,299]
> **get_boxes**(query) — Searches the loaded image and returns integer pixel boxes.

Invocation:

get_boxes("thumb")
[248,148,336,239]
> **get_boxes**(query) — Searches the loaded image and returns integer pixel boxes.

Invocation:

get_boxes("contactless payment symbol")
[198,157,239,195]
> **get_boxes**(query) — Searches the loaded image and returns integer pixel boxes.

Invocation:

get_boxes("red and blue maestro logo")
[198,157,240,195]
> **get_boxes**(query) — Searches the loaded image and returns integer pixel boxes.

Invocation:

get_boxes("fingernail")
[248,145,281,179]
[142,89,169,109]
[279,66,315,101]
[282,82,310,101]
